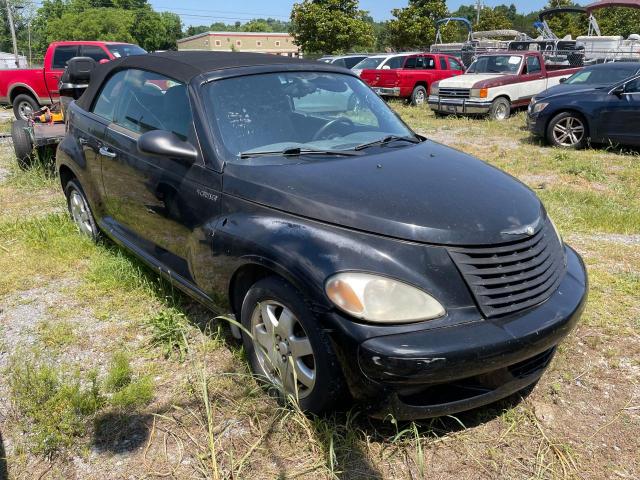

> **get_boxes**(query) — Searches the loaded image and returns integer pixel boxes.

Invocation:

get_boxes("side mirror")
[137,130,198,164]
[559,78,566,83]
[611,84,625,96]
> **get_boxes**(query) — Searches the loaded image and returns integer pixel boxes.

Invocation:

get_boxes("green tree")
[543,0,588,39]
[385,0,448,51]
[289,0,375,54]
[476,7,513,32]
[593,7,640,38]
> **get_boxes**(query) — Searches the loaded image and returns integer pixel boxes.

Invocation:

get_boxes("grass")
[0,110,639,478]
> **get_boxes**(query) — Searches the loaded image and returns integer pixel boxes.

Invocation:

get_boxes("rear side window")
[440,57,448,70]
[91,70,128,122]
[81,45,110,63]
[418,56,435,69]
[626,77,640,93]
[404,57,417,69]
[52,45,79,69]
[449,58,463,71]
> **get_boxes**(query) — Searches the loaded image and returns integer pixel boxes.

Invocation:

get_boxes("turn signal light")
[479,88,488,98]
[325,278,365,315]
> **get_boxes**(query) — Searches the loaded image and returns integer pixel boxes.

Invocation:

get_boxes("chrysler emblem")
[501,220,539,237]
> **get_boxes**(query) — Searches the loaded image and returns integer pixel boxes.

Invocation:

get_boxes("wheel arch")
[9,84,40,104]
[544,108,590,138]
[58,163,77,190]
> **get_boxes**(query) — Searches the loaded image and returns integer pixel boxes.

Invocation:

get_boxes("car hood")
[222,141,544,245]
[437,73,504,88]
[536,83,603,99]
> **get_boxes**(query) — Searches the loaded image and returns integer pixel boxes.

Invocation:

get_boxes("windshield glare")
[107,44,147,58]
[205,72,415,162]
[565,68,638,85]
[467,55,522,74]
[353,57,385,70]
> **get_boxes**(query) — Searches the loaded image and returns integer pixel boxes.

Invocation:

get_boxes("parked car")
[360,53,465,105]
[317,54,369,69]
[428,51,580,120]
[57,51,587,420]
[527,64,640,148]
[0,40,145,120]
[351,53,415,77]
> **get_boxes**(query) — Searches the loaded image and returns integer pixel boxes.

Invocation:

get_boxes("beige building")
[177,32,300,57]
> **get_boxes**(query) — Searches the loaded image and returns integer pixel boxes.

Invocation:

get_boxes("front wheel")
[489,97,511,120]
[240,276,347,414]
[546,112,588,149]
[410,85,427,106]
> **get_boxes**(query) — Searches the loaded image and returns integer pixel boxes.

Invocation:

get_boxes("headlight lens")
[470,87,488,98]
[431,83,439,95]
[325,272,445,324]
[532,102,549,114]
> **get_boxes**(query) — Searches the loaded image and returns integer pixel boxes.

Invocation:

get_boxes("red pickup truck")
[0,41,145,120]
[360,53,465,105]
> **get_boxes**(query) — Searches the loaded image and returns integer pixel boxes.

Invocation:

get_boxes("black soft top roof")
[76,51,327,110]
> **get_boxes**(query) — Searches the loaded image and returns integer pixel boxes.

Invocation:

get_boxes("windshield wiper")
[354,135,421,151]
[239,146,361,159]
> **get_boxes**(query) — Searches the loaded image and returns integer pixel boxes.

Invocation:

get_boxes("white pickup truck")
[428,51,581,120]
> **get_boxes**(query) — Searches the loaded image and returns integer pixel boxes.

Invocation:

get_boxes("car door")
[99,68,221,281]
[518,55,546,103]
[600,77,640,145]
[45,45,79,98]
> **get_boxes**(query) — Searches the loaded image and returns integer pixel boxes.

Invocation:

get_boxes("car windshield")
[353,57,385,70]
[564,67,638,85]
[467,55,522,74]
[106,44,147,58]
[204,71,417,162]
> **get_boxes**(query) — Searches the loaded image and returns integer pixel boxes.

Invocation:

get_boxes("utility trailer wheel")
[11,119,35,169]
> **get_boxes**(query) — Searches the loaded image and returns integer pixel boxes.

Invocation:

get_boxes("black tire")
[489,97,511,120]
[546,112,588,149]
[64,179,100,241]
[240,276,348,414]
[11,119,35,169]
[410,85,427,106]
[12,93,39,121]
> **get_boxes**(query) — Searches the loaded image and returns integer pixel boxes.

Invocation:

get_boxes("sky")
[148,1,588,28]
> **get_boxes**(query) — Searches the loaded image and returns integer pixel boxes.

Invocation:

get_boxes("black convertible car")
[56,52,587,419]
[528,62,640,148]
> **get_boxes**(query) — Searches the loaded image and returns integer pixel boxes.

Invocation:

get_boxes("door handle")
[99,146,117,158]
[78,137,88,146]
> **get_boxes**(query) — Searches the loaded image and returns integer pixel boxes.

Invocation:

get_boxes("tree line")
[1,0,639,62]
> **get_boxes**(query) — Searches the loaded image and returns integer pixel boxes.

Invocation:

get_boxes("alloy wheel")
[250,300,316,399]
[18,101,34,120]
[69,189,94,237]
[414,90,425,105]
[552,116,585,147]
[494,103,509,120]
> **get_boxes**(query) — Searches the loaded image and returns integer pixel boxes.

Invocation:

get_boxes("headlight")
[470,87,488,98]
[431,84,439,95]
[325,272,445,324]
[532,102,549,114]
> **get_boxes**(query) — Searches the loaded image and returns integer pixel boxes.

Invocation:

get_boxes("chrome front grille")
[438,88,471,99]
[448,219,566,317]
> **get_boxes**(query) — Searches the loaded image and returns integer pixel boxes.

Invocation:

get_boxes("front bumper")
[526,110,547,137]
[349,246,587,420]
[373,86,401,97]
[428,95,493,115]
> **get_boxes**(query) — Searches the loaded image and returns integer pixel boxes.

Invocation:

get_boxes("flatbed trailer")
[12,119,65,168]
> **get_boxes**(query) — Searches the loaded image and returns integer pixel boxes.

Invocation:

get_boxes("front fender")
[202,195,478,334]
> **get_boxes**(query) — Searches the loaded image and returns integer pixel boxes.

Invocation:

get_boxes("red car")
[0,41,145,120]
[360,53,465,105]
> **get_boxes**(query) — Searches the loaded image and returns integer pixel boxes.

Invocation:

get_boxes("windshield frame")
[197,64,420,171]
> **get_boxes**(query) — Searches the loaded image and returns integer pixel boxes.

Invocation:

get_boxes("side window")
[404,57,417,69]
[385,56,405,69]
[81,45,109,63]
[423,56,435,69]
[449,58,463,71]
[52,45,79,70]
[440,57,448,70]
[526,56,542,74]
[114,69,192,140]
[91,70,128,122]
[625,78,640,93]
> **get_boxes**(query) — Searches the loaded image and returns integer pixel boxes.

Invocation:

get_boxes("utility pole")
[476,0,482,25]
[5,0,20,68]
